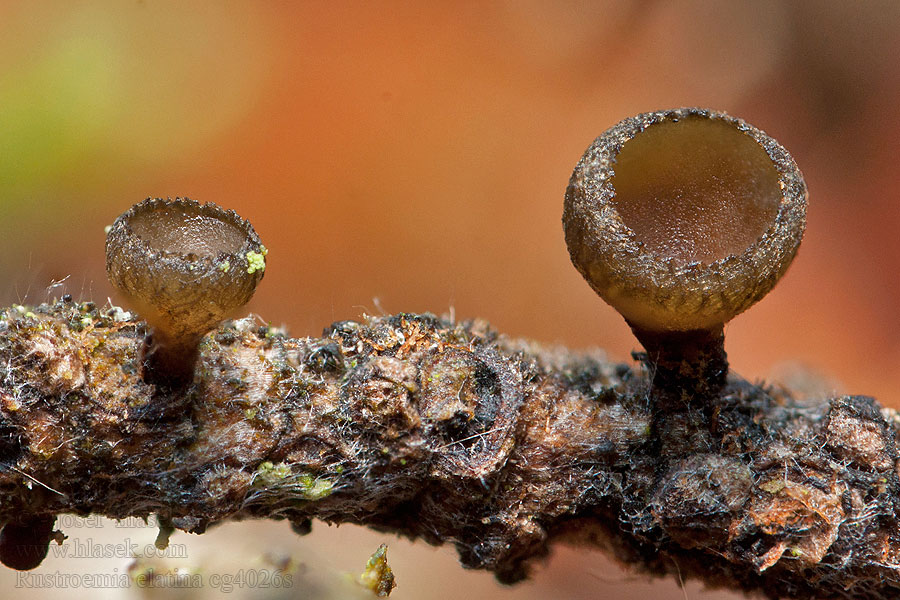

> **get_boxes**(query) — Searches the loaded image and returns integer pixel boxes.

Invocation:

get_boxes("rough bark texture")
[2,299,900,599]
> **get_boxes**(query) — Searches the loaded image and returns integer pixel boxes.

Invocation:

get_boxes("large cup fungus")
[564,108,807,397]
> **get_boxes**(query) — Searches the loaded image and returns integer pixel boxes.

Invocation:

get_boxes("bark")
[1,299,899,599]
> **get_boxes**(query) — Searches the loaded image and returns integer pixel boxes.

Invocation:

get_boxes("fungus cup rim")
[106,197,264,272]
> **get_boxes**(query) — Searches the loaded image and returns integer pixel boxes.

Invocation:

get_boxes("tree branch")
[1,300,899,599]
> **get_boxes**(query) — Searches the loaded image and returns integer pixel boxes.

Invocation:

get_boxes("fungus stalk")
[564,108,807,406]
[105,198,266,388]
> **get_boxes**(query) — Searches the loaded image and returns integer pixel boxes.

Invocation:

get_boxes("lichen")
[246,246,267,274]
[254,461,292,485]
[253,462,333,501]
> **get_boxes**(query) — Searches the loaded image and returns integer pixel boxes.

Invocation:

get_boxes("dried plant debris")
[358,544,396,597]
[2,301,900,598]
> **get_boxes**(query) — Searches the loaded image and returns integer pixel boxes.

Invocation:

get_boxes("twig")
[1,300,898,599]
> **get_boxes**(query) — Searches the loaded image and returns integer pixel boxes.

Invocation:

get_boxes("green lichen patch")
[254,461,292,485]
[253,461,333,501]
[246,246,267,274]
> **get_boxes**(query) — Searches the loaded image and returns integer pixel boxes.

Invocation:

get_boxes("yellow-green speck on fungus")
[246,246,267,274]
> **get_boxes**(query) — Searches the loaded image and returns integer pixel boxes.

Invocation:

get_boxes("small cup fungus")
[564,108,807,395]
[106,198,267,387]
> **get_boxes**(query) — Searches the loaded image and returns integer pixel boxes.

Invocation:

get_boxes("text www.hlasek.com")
[44,538,188,560]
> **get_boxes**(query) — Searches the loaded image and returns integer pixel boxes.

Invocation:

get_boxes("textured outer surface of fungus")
[2,302,900,598]
[564,107,807,332]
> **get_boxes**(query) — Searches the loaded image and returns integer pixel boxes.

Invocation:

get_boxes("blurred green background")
[2,2,899,599]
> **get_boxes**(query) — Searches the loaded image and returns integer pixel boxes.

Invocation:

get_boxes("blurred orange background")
[1,2,899,599]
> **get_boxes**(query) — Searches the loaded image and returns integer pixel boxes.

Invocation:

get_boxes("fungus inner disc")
[609,116,781,266]
[129,204,247,256]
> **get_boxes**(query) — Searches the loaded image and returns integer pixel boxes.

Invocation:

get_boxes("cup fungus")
[564,108,807,396]
[106,198,267,387]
